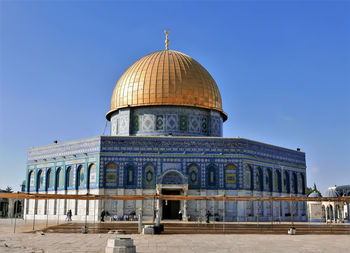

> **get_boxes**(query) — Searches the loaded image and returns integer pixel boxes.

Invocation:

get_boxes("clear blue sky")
[0,1,349,193]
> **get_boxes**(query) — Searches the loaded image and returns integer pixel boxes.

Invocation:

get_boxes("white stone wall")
[24,188,307,222]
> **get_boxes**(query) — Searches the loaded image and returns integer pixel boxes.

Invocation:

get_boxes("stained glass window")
[245,165,252,189]
[256,167,263,191]
[283,171,290,193]
[77,165,84,188]
[88,164,97,189]
[66,167,73,188]
[56,168,63,188]
[125,163,135,186]
[105,163,118,186]
[37,170,44,190]
[143,164,155,189]
[225,164,237,188]
[207,164,217,187]
[47,169,53,189]
[188,164,199,188]
[274,170,281,192]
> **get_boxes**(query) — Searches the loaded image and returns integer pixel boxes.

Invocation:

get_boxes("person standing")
[205,210,211,224]
[68,209,72,222]
[178,209,183,221]
[101,209,106,222]
[66,209,72,222]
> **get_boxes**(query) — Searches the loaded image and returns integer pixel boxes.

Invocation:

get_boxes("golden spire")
[164,29,170,50]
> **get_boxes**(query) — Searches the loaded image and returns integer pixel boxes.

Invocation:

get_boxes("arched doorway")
[162,189,181,219]
[158,170,186,220]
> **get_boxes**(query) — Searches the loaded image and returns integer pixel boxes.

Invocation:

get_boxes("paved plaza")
[0,220,349,253]
[0,232,349,253]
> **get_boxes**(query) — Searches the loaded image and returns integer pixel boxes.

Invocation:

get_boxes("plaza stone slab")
[105,238,136,253]
[1,233,350,253]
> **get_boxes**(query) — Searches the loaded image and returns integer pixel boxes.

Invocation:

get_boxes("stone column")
[333,204,336,223]
[183,189,188,221]
[155,197,161,226]
[136,189,143,215]
[8,199,15,218]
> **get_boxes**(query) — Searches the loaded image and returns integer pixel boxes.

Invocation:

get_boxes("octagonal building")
[24,44,307,222]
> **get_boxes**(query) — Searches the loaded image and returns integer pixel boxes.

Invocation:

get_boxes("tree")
[5,186,13,193]
[306,186,313,196]
[307,183,322,196]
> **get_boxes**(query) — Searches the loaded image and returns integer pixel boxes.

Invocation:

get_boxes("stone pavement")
[0,233,350,253]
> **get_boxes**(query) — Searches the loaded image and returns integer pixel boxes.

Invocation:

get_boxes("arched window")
[37,170,44,191]
[88,164,97,189]
[46,169,53,190]
[188,164,200,189]
[225,164,237,188]
[143,163,155,189]
[56,168,63,189]
[245,165,253,190]
[66,167,73,188]
[274,170,282,193]
[283,171,290,193]
[77,165,84,189]
[125,163,136,187]
[255,167,263,191]
[207,164,217,187]
[105,162,118,187]
[300,173,305,195]
[265,168,272,192]
[28,170,35,192]
[291,172,297,194]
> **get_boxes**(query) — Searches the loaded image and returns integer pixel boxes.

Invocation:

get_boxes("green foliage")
[307,183,322,196]
[5,186,13,193]
[306,186,313,196]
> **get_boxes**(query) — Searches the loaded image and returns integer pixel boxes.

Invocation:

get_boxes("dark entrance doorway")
[162,189,181,219]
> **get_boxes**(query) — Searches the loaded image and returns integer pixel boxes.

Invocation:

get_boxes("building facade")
[308,185,350,223]
[24,47,307,222]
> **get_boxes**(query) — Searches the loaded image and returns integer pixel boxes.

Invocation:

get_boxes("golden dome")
[106,50,227,121]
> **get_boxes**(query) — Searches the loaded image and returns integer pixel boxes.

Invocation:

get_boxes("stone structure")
[307,185,350,223]
[105,238,136,253]
[0,190,23,218]
[24,39,307,222]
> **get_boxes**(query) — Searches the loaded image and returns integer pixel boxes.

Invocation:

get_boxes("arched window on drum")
[66,166,73,189]
[77,165,84,189]
[37,170,44,191]
[207,164,217,187]
[244,165,253,190]
[105,163,118,187]
[88,164,97,189]
[28,170,35,192]
[188,164,200,189]
[225,164,237,189]
[143,164,155,189]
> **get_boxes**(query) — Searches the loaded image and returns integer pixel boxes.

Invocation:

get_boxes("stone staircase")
[38,222,350,235]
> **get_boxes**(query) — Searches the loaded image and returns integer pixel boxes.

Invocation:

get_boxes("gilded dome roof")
[106,50,227,121]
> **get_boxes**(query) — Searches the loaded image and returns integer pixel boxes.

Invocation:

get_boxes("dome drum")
[110,106,223,137]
